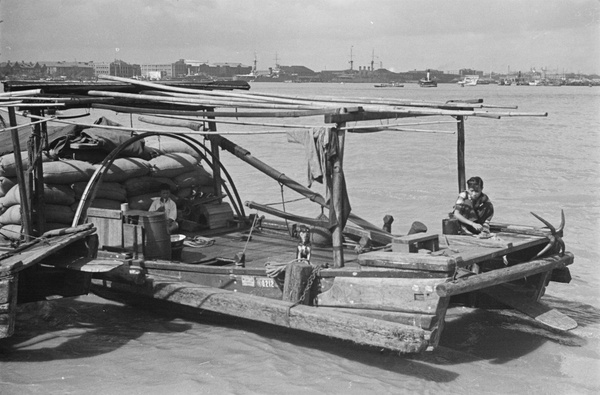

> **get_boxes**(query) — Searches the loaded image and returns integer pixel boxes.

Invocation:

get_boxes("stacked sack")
[0,122,215,241]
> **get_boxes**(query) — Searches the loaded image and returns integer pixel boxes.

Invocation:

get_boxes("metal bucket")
[170,234,186,261]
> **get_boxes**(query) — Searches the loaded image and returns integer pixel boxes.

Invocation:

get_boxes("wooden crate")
[87,208,123,249]
[200,203,234,229]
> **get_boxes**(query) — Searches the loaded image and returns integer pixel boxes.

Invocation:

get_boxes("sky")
[1,0,599,74]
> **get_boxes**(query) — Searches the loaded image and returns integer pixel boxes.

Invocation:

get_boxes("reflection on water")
[1,83,599,394]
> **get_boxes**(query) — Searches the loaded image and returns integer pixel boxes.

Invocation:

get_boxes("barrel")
[126,210,171,260]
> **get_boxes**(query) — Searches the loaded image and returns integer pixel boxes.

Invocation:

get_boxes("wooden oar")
[481,284,577,331]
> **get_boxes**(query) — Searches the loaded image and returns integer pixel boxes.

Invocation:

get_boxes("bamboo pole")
[0,89,42,97]
[92,103,336,118]
[6,108,32,241]
[457,116,466,193]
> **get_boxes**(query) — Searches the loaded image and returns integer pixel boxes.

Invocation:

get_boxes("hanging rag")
[286,128,323,187]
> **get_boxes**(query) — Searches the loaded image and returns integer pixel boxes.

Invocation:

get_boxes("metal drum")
[127,210,171,260]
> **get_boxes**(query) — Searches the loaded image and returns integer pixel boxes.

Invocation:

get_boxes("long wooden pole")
[331,125,346,268]
[436,252,574,297]
[33,110,46,234]
[457,115,466,193]
[7,108,32,241]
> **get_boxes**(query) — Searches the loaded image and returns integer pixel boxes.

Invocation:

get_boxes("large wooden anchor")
[530,209,565,258]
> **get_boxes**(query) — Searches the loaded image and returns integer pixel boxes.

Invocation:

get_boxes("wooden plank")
[96,277,430,354]
[321,306,440,330]
[316,277,447,314]
[442,234,548,267]
[87,208,123,219]
[49,257,126,273]
[358,250,457,272]
[436,252,574,297]
[481,284,577,331]
[443,234,514,249]
[0,229,96,274]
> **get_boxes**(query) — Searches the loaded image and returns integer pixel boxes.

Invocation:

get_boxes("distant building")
[39,61,95,79]
[93,62,110,77]
[140,63,173,79]
[110,60,140,78]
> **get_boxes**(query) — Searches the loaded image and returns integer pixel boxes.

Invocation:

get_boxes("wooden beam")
[435,252,574,297]
[331,125,346,268]
[98,277,430,353]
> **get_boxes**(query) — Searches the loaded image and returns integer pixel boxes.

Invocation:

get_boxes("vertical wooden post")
[206,113,223,203]
[331,124,346,268]
[31,109,46,234]
[456,116,466,193]
[7,108,32,241]
[283,261,313,305]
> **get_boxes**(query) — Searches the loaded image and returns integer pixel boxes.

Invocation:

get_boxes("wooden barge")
[0,77,575,353]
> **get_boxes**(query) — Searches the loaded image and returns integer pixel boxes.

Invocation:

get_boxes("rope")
[241,212,258,255]
[278,182,294,237]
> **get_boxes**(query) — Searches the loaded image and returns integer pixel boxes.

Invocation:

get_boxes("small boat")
[458,75,479,87]
[419,69,437,88]
[0,77,576,354]
[374,82,404,88]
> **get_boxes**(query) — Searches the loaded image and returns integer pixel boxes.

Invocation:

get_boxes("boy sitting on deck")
[452,176,494,235]
[149,184,179,234]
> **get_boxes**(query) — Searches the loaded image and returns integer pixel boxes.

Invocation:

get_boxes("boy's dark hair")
[467,176,484,189]
[159,183,171,191]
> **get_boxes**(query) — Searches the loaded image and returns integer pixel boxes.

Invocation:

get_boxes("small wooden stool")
[392,233,440,253]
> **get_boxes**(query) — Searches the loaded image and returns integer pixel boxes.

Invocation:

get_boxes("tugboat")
[419,69,437,87]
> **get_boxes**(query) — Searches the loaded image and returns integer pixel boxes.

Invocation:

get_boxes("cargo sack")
[100,157,151,183]
[123,177,177,196]
[0,204,21,225]
[0,224,22,241]
[72,181,127,202]
[88,198,123,210]
[149,153,200,178]
[0,185,21,208]
[0,177,16,198]
[173,167,213,188]
[43,159,96,184]
[145,140,201,159]
[44,204,75,224]
[0,151,53,177]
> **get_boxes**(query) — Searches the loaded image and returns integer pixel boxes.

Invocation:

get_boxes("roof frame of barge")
[1,75,548,267]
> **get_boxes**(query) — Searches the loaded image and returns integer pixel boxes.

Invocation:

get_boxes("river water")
[1,82,599,394]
